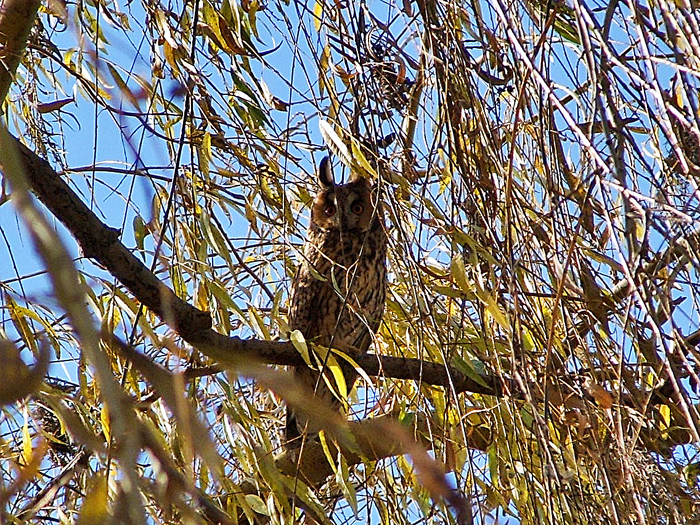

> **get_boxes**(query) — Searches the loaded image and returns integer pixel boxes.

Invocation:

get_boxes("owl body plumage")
[285,157,387,446]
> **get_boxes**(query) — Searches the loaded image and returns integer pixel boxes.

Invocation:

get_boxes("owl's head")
[310,156,381,233]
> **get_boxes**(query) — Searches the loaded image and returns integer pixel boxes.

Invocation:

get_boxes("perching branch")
[6,133,697,453]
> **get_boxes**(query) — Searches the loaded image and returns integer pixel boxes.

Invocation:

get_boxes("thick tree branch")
[12,137,212,336]
[196,330,508,395]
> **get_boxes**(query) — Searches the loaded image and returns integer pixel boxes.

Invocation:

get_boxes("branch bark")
[12,137,212,336]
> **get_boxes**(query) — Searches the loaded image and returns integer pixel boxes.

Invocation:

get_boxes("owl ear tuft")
[349,170,370,185]
[318,156,334,188]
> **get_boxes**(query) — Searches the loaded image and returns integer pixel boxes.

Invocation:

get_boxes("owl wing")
[287,258,332,341]
[285,235,386,446]
[286,258,357,445]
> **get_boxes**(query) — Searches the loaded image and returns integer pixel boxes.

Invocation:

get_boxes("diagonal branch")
[12,137,213,336]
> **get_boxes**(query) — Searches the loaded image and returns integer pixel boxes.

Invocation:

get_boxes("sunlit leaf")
[100,405,110,442]
[198,132,212,178]
[244,494,268,515]
[290,329,311,366]
[76,476,109,525]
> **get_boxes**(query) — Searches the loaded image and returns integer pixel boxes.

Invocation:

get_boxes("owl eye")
[324,204,337,217]
[351,202,364,215]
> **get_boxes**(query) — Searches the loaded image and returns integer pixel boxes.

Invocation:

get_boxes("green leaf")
[200,211,233,266]
[133,215,147,251]
[169,264,185,299]
[280,476,331,525]
[244,494,268,515]
[336,452,358,515]
[198,132,212,178]
[451,354,490,388]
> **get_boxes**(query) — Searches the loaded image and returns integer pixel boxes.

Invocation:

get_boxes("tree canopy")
[2,0,700,523]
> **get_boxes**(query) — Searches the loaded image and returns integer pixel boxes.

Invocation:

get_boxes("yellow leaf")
[659,404,671,430]
[318,430,337,474]
[76,476,109,525]
[290,330,311,366]
[313,0,323,31]
[162,40,181,78]
[322,352,347,401]
[21,411,32,466]
[476,289,510,332]
[248,305,270,339]
[100,405,111,442]
[450,255,471,295]
[196,282,209,311]
[319,45,331,98]
[438,166,452,194]
[7,296,36,352]
[198,132,212,178]
[331,349,373,391]
[349,140,377,177]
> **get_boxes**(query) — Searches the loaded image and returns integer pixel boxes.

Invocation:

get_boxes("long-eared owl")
[285,156,387,446]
